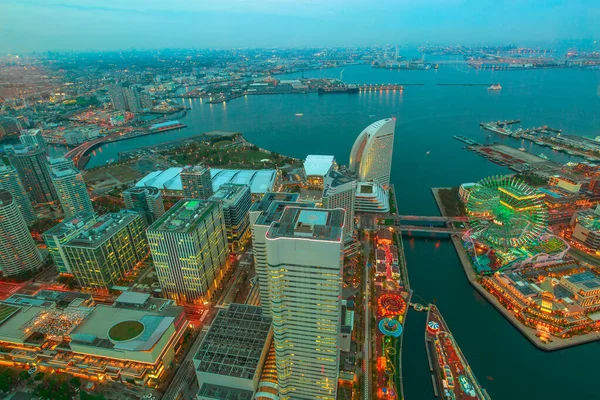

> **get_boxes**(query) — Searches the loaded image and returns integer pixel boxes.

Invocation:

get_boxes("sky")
[0,0,598,53]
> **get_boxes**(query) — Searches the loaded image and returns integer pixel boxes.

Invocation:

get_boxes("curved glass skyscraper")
[349,118,396,188]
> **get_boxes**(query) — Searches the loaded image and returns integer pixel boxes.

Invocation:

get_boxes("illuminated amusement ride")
[376,293,407,399]
[463,175,568,273]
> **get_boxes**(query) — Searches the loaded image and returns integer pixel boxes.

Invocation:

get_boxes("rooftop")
[0,189,14,207]
[50,167,79,179]
[136,167,277,194]
[249,192,299,214]
[123,186,161,197]
[267,207,344,241]
[43,211,97,238]
[148,199,216,233]
[209,183,250,206]
[194,304,271,380]
[255,200,315,226]
[65,211,140,248]
[197,384,254,400]
[304,155,335,177]
[564,272,600,291]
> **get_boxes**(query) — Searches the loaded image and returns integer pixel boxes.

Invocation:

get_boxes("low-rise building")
[193,304,272,400]
[570,206,600,253]
[355,182,389,213]
[0,290,186,387]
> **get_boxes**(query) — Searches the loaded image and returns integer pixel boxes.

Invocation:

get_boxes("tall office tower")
[62,211,148,290]
[249,192,313,315]
[19,129,46,149]
[43,211,98,274]
[0,190,43,276]
[266,207,345,400]
[349,118,396,188]
[0,163,36,224]
[107,84,128,111]
[7,145,57,203]
[322,169,357,239]
[47,157,74,171]
[147,199,228,304]
[123,84,143,113]
[181,165,213,200]
[123,186,165,225]
[51,167,94,218]
[208,183,251,251]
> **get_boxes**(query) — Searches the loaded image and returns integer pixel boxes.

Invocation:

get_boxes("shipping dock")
[358,84,405,92]
[425,304,490,400]
[466,143,563,174]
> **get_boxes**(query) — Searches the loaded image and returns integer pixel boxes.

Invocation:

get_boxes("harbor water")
[85,65,600,399]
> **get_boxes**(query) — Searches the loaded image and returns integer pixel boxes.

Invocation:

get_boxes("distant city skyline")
[1,0,598,53]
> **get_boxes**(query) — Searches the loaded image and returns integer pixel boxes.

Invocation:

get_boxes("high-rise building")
[19,129,46,149]
[322,169,357,239]
[209,183,251,251]
[108,83,143,113]
[123,84,143,113]
[107,84,128,112]
[47,157,74,171]
[62,211,148,290]
[123,186,165,225]
[147,199,228,304]
[43,211,98,274]
[266,207,345,400]
[7,145,57,203]
[51,167,94,218]
[0,190,43,276]
[140,92,153,110]
[349,118,396,188]
[249,192,314,315]
[181,165,213,200]
[0,163,36,224]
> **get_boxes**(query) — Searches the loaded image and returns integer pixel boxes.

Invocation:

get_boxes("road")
[363,235,372,400]
[161,329,207,400]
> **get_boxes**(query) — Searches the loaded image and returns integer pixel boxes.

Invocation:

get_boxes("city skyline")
[0,0,598,53]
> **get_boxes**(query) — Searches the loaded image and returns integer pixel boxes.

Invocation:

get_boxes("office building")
[19,129,46,149]
[43,211,98,274]
[209,183,252,250]
[349,118,396,188]
[266,207,345,399]
[323,169,357,239]
[0,290,186,387]
[181,165,214,199]
[63,211,148,290]
[47,156,74,171]
[147,199,228,304]
[0,190,43,276]
[63,126,101,146]
[51,167,94,218]
[249,192,312,315]
[193,304,272,400]
[7,144,57,203]
[0,163,36,224]
[123,186,165,225]
[355,182,390,213]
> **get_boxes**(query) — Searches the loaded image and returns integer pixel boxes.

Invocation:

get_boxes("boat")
[487,84,502,90]
[539,153,549,160]
[518,147,526,151]
[295,113,303,116]
[481,123,511,136]
[318,85,359,94]
[426,151,431,155]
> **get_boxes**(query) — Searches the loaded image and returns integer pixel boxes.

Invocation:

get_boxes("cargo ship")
[317,85,359,94]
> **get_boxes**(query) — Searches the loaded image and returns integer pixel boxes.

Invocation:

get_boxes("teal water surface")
[88,65,600,399]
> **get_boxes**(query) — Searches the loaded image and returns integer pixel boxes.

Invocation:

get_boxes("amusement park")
[454,175,600,347]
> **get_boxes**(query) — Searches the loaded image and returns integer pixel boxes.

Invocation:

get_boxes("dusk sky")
[1,0,598,53]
